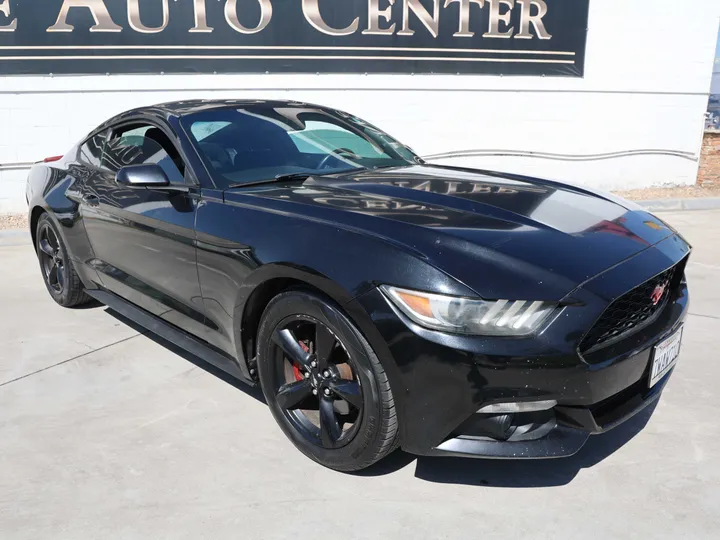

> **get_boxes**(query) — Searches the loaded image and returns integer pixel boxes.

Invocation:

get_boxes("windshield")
[181,105,418,187]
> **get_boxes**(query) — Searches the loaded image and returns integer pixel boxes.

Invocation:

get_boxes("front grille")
[580,265,678,353]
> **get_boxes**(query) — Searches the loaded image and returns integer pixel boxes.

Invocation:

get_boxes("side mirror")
[116,164,170,189]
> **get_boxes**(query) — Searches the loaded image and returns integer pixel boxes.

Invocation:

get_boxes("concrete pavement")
[637,197,720,212]
[1,211,719,539]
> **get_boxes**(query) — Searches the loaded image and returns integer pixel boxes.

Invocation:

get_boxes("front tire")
[35,213,91,308]
[257,291,399,472]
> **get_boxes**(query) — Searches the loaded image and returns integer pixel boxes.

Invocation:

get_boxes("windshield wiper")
[226,168,379,189]
[227,173,315,189]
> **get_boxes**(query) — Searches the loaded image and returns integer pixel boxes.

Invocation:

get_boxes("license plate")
[649,327,683,388]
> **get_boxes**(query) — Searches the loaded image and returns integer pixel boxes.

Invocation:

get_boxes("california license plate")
[649,327,683,388]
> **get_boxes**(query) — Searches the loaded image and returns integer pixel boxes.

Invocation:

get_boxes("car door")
[78,119,208,338]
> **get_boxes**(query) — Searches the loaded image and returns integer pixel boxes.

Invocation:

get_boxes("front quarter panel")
[193,190,476,359]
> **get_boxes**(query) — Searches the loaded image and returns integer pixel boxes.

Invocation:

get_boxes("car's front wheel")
[257,291,399,471]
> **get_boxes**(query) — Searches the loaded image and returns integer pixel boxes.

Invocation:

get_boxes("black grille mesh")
[580,266,677,353]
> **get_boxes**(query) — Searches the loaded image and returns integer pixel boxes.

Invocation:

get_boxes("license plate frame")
[649,326,683,388]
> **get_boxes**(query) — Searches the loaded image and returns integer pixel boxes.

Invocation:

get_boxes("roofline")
[83,98,348,142]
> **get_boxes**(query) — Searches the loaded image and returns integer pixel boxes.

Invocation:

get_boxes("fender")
[232,262,361,366]
[232,261,410,429]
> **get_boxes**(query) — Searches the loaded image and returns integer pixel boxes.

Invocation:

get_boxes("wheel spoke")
[319,396,342,447]
[276,379,313,410]
[39,239,55,258]
[47,229,59,251]
[56,264,65,290]
[48,264,59,287]
[272,328,311,370]
[328,380,362,410]
[314,324,336,370]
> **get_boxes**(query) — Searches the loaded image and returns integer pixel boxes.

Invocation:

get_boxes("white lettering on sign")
[47,0,122,33]
[38,0,555,39]
[0,0,17,32]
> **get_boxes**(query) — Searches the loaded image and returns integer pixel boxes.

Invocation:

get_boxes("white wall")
[2,0,720,214]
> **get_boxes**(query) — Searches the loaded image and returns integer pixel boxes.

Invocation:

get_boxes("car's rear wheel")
[35,213,91,307]
[257,291,399,471]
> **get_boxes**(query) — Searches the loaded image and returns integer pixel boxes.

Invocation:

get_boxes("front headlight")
[380,285,556,336]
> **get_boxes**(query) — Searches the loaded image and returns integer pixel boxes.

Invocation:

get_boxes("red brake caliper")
[293,341,311,381]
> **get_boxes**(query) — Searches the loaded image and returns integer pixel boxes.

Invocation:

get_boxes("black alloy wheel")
[270,317,363,449]
[257,291,399,471]
[35,213,91,307]
[38,222,66,294]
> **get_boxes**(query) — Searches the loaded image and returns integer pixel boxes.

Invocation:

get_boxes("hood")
[224,165,675,300]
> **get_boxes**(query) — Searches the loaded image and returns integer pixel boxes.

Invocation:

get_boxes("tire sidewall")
[257,291,386,469]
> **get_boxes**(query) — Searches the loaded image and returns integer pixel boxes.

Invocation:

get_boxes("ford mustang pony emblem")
[651,283,667,306]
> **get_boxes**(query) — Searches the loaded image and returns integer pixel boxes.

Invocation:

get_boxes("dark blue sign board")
[0,0,589,76]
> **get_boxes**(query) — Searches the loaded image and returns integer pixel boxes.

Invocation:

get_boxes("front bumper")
[427,374,670,459]
[353,235,690,459]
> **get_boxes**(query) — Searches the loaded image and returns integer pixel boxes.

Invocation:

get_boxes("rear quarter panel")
[26,151,100,288]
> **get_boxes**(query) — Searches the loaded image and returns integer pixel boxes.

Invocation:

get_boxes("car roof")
[102,99,331,125]
[83,99,345,143]
[157,99,328,115]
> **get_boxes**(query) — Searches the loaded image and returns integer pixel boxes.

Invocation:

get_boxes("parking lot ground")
[1,211,719,540]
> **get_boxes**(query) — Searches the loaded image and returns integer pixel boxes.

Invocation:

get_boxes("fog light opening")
[477,399,557,414]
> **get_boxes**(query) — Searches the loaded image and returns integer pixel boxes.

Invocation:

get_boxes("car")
[26,99,690,471]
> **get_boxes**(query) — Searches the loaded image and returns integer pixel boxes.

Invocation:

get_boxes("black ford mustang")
[26,100,689,471]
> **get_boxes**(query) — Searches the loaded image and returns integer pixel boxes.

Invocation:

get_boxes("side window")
[101,124,185,184]
[79,130,108,167]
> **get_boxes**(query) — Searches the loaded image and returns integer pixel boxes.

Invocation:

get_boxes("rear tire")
[257,291,399,472]
[35,213,92,308]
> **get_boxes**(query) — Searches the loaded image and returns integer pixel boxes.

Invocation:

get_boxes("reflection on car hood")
[225,165,675,299]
